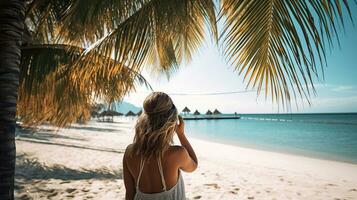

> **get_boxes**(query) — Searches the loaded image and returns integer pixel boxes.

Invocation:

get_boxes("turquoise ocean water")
[184,113,357,164]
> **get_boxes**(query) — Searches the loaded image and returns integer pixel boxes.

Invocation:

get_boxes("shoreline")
[188,134,357,165]
[14,120,357,199]
[189,138,357,181]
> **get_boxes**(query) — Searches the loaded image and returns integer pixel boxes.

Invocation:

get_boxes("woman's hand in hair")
[175,115,185,136]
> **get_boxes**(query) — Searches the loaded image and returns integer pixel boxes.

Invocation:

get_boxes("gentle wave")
[240,117,357,125]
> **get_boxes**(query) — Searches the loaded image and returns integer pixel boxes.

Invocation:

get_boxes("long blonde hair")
[132,92,178,159]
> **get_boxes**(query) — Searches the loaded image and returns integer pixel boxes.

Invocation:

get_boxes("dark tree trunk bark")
[0,0,25,199]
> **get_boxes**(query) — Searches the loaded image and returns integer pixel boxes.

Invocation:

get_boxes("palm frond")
[69,0,217,77]
[25,0,73,43]
[220,0,352,106]
[18,44,151,126]
[58,0,142,44]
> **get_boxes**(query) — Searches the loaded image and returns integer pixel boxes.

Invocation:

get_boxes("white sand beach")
[15,119,357,200]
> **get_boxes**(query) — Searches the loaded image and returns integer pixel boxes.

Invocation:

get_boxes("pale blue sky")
[124,4,357,114]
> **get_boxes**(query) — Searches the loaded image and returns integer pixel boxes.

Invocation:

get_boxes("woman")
[123,92,198,200]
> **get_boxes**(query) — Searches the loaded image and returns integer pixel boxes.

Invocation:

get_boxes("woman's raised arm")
[175,115,198,172]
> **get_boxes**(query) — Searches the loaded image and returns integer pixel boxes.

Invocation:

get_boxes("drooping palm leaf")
[25,0,73,43]
[220,0,352,106]
[60,0,217,77]
[18,44,151,126]
[58,0,140,44]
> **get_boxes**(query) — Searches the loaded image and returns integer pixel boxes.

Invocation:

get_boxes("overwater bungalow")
[206,110,213,115]
[213,109,221,115]
[193,110,200,115]
[182,106,191,115]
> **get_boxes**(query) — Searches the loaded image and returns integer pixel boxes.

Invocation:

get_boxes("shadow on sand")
[68,126,124,133]
[16,154,122,181]
[16,126,87,142]
[15,154,122,199]
[18,131,87,142]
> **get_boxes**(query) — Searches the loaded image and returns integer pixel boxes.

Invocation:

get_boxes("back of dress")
[133,157,186,200]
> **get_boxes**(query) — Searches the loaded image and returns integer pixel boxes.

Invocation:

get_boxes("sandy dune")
[14,119,357,200]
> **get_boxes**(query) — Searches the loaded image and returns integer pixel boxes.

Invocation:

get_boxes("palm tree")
[0,0,353,199]
[0,1,25,199]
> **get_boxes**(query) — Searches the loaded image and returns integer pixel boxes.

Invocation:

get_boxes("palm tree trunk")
[0,0,25,199]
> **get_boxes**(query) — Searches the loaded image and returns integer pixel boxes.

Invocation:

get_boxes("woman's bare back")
[124,145,185,193]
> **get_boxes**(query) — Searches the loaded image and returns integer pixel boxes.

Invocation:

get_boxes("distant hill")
[113,101,141,114]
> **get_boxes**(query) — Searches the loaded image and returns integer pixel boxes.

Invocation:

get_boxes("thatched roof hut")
[136,110,142,116]
[112,111,123,116]
[182,106,191,114]
[99,110,123,116]
[98,110,122,122]
[125,110,136,116]
[213,109,221,115]
[206,110,212,115]
[99,110,124,117]
[193,110,200,115]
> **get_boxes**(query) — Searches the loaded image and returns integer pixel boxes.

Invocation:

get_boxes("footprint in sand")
[204,183,220,189]
[350,188,357,192]
[82,188,90,192]
[326,183,337,186]
[47,192,58,198]
[65,188,77,193]
[19,194,31,200]
[193,196,202,199]
[230,191,238,194]
[33,180,42,184]
[234,187,240,191]
[248,196,254,199]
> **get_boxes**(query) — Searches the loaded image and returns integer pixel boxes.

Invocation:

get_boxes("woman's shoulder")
[125,143,134,152]
[124,144,135,159]
[166,145,189,158]
[168,145,185,152]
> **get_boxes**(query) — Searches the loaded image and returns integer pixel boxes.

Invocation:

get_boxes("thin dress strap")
[157,156,167,191]
[136,157,145,189]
